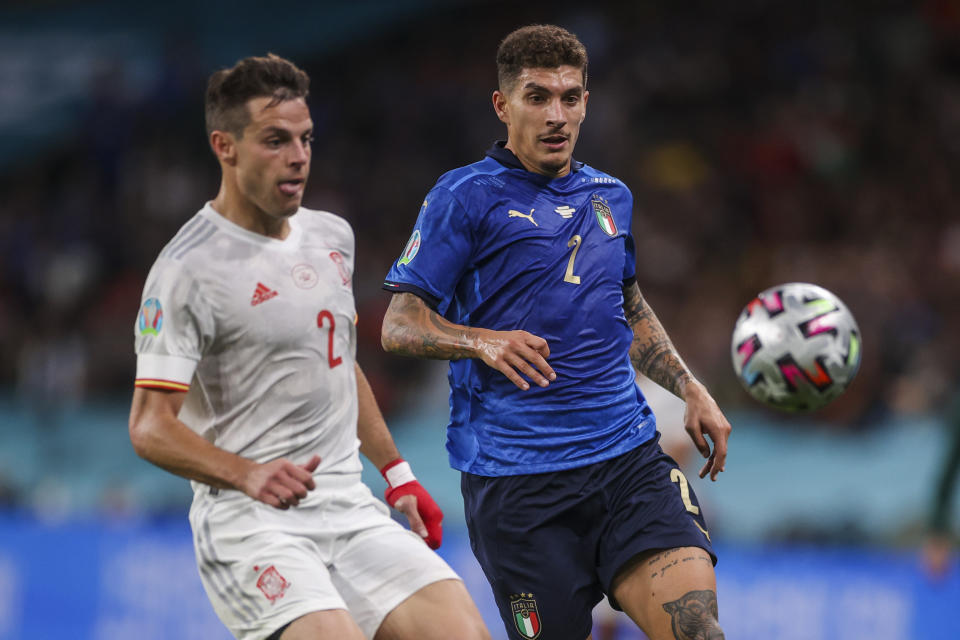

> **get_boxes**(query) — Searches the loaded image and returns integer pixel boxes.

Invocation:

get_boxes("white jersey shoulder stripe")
[171,221,218,260]
[160,216,206,259]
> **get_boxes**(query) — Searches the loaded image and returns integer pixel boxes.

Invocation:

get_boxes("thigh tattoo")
[662,590,724,640]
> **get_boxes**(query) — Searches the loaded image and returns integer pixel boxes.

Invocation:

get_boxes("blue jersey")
[384,143,656,476]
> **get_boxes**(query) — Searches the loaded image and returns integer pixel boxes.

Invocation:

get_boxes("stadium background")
[0,0,959,637]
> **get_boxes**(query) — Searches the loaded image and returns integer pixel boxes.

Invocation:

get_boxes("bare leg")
[374,579,491,640]
[611,547,723,640]
[279,609,365,640]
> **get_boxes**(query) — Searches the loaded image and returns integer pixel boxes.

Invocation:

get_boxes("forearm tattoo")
[382,292,474,360]
[662,590,724,640]
[623,282,691,397]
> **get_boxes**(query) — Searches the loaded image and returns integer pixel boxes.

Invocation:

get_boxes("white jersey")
[134,203,361,493]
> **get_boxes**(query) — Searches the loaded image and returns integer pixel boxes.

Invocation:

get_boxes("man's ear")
[210,130,238,166]
[492,90,509,125]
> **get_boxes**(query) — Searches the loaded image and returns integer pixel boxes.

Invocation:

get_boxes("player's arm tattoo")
[662,590,724,640]
[381,292,475,360]
[623,281,692,397]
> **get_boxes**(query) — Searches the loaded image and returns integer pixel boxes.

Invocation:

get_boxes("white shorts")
[188,474,460,640]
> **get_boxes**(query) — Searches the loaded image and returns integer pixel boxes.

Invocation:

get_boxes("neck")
[212,181,291,240]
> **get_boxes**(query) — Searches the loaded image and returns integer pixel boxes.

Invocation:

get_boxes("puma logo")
[508,208,538,227]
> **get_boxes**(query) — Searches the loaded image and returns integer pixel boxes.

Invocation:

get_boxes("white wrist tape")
[384,461,416,488]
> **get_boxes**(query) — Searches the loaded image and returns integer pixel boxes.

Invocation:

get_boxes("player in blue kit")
[381,25,731,640]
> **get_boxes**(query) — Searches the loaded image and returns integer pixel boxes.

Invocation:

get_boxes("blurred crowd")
[1,0,958,429]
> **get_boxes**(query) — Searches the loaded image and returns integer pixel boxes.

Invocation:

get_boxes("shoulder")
[141,246,207,318]
[423,158,515,226]
[433,157,509,198]
[296,207,354,241]
[155,210,221,266]
[149,210,218,282]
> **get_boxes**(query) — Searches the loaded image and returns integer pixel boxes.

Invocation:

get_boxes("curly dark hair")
[496,24,588,92]
[204,53,310,138]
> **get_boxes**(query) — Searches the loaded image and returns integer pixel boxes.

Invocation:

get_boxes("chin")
[277,201,302,217]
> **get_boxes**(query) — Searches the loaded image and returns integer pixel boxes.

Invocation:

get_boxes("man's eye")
[267,139,282,147]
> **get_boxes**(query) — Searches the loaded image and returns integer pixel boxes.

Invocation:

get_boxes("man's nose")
[290,140,309,165]
[545,99,566,128]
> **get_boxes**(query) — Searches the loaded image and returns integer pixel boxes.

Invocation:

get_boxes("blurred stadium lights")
[0,0,470,168]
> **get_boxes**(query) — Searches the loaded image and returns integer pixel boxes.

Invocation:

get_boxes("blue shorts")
[461,433,716,640]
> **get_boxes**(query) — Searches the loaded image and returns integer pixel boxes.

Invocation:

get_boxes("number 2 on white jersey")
[317,310,343,368]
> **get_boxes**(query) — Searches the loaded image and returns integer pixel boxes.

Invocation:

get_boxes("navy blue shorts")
[461,433,716,640]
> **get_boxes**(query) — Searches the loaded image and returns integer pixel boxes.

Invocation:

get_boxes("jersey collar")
[485,140,583,174]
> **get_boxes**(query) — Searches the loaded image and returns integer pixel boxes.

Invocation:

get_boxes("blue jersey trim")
[381,281,441,311]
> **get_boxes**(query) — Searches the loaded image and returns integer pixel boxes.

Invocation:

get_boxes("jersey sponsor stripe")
[160,216,205,259]
[196,500,263,623]
[134,378,190,392]
[173,223,218,260]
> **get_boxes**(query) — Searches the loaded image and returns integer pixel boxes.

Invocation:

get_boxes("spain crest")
[256,565,289,604]
[510,593,542,639]
[592,194,617,237]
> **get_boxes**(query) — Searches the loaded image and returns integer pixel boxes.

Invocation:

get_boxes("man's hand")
[682,381,732,481]
[473,328,556,391]
[381,459,444,549]
[240,454,321,509]
[381,293,554,391]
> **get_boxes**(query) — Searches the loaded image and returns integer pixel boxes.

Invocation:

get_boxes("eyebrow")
[522,82,583,95]
[261,126,313,137]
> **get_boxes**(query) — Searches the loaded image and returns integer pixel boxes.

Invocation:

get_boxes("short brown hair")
[496,24,588,92]
[204,53,310,138]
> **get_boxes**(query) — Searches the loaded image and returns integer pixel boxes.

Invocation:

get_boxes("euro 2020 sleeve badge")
[138,298,164,336]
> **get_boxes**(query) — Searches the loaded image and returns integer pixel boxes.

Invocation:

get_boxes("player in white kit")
[128,54,490,640]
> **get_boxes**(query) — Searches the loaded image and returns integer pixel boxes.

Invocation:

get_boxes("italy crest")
[510,593,542,639]
[592,194,617,237]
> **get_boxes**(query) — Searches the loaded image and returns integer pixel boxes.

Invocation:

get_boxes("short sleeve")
[134,259,214,391]
[383,187,474,312]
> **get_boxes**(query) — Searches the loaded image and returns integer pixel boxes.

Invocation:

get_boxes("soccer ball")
[731,282,861,412]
